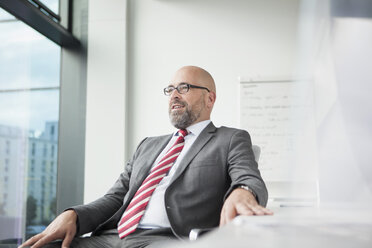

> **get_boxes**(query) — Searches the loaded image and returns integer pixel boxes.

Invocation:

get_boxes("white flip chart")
[239,79,318,202]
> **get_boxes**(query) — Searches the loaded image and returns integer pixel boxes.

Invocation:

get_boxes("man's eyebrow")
[168,82,188,87]
[169,82,184,87]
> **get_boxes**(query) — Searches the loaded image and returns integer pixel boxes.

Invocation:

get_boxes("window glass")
[37,0,60,15]
[0,7,60,245]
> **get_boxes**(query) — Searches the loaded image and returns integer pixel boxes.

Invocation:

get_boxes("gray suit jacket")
[73,122,268,238]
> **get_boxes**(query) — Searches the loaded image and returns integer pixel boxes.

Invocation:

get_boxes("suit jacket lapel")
[126,134,172,200]
[169,122,217,185]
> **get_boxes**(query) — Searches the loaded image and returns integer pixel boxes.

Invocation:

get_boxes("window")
[31,142,36,156]
[43,144,47,157]
[0,0,87,245]
[38,0,60,15]
[42,161,47,173]
[5,139,10,154]
[0,6,60,243]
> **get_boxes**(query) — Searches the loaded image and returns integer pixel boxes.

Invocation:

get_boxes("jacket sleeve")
[224,129,268,206]
[70,138,147,236]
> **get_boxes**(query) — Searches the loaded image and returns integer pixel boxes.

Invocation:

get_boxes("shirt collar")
[174,120,211,137]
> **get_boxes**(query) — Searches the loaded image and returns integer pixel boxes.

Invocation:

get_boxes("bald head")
[168,65,217,129]
[172,66,216,95]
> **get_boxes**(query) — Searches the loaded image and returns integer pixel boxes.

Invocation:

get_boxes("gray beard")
[169,106,199,129]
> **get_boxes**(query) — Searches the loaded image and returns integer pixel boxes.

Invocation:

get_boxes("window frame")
[0,0,79,47]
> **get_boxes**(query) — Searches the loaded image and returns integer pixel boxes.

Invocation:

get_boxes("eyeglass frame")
[163,82,210,96]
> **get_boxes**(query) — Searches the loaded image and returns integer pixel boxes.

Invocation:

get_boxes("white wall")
[84,0,127,203]
[126,0,300,156]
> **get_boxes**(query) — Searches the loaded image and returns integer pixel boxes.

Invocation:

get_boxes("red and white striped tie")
[117,129,188,239]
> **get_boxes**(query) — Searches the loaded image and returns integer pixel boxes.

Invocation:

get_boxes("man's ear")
[207,92,216,108]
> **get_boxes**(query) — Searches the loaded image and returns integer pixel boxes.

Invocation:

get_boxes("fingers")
[19,210,77,248]
[22,228,64,248]
[235,203,255,216]
[19,230,77,248]
[29,233,56,248]
[238,203,274,216]
[19,233,43,247]
[61,231,74,248]
[262,207,274,215]
[243,204,265,216]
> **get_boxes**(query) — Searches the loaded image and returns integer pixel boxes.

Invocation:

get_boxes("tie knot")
[178,129,188,138]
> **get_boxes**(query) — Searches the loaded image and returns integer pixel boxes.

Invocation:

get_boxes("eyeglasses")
[163,82,210,96]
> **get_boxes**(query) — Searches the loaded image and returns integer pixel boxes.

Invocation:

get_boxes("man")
[20,66,272,248]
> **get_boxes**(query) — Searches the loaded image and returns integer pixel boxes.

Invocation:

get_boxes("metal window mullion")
[0,86,60,93]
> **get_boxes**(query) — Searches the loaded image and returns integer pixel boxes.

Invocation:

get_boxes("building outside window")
[0,1,61,243]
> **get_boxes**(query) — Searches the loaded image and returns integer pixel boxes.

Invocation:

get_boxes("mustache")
[170,100,186,107]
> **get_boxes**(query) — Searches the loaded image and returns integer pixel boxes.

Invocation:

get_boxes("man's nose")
[170,89,181,100]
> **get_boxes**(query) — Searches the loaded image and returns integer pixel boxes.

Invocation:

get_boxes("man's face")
[168,83,207,129]
[168,69,211,129]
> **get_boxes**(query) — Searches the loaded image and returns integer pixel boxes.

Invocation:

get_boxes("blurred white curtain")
[299,0,372,204]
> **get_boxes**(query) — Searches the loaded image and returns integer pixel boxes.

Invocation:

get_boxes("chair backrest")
[252,145,261,163]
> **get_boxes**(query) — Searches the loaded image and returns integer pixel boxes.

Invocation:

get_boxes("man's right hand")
[19,210,78,248]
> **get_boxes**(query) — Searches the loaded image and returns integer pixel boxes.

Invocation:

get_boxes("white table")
[173,205,372,248]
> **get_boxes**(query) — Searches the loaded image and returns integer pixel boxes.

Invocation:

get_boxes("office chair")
[189,145,261,241]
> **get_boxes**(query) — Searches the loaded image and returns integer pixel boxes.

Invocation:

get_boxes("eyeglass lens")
[164,83,189,95]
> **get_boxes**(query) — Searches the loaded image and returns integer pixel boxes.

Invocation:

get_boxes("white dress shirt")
[138,120,212,229]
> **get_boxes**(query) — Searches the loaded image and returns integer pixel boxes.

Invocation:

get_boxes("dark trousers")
[42,228,179,248]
